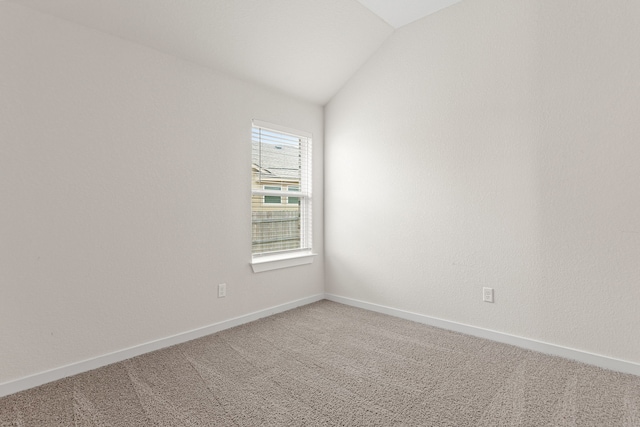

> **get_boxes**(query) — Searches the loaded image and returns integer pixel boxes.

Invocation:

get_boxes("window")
[263,186,282,204]
[251,120,312,267]
[287,186,300,205]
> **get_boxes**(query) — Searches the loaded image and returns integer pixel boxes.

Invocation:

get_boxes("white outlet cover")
[483,287,494,303]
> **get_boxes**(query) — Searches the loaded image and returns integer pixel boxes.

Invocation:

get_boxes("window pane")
[252,195,301,254]
[252,129,301,190]
[264,195,281,204]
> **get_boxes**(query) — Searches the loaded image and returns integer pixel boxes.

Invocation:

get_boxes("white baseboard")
[325,293,640,377]
[3,292,637,398]
[0,294,324,398]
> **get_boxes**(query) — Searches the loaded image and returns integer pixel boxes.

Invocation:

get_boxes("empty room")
[1,0,639,425]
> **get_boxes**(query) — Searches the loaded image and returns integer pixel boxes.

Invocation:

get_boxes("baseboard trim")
[0,294,324,398]
[324,293,640,377]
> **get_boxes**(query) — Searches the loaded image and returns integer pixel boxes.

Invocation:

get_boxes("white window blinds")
[251,120,312,256]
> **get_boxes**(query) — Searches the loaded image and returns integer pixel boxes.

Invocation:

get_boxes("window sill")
[250,251,317,273]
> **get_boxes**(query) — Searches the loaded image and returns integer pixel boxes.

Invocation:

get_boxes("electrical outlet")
[218,283,227,298]
[483,287,494,303]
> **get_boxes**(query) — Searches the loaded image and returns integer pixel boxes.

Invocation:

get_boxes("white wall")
[0,3,323,384]
[326,0,640,364]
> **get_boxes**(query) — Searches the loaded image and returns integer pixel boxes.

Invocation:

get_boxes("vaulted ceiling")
[9,0,462,105]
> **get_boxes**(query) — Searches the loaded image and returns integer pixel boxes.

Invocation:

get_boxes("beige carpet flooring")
[1,300,639,426]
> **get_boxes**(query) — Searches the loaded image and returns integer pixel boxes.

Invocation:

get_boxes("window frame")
[250,120,315,272]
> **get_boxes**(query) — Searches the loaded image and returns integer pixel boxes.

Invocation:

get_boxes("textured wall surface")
[0,3,323,384]
[325,0,640,364]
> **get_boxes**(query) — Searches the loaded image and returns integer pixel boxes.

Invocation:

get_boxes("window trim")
[250,251,316,273]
